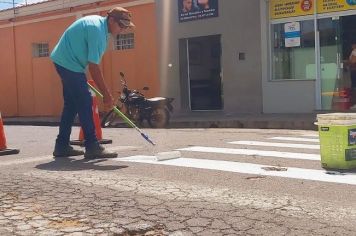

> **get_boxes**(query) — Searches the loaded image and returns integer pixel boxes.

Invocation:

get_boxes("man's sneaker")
[53,145,84,158]
[84,143,118,159]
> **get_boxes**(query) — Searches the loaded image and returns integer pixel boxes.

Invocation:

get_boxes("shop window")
[115,33,134,50]
[32,43,49,58]
[271,20,315,80]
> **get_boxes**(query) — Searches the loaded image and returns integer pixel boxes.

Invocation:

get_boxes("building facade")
[156,0,356,115]
[156,0,263,115]
[1,0,356,117]
[263,0,356,113]
[0,0,159,117]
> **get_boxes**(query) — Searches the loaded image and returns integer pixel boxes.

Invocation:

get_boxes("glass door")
[187,35,223,110]
[318,17,344,110]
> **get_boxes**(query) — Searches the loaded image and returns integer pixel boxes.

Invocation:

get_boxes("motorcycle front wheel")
[148,108,170,128]
[101,109,117,128]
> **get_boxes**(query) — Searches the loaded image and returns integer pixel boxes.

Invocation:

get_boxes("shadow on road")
[35,157,128,171]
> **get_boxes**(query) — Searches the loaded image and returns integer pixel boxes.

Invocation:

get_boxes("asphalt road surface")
[1,126,355,235]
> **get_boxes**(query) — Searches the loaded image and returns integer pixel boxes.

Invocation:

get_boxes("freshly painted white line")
[301,134,319,138]
[115,156,356,186]
[229,141,320,150]
[107,146,139,152]
[270,137,320,143]
[177,146,320,161]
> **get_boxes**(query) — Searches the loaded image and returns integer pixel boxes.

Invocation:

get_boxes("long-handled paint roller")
[87,82,181,161]
[87,82,155,146]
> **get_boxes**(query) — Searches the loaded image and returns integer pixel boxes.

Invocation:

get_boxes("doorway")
[180,35,223,111]
[319,14,356,110]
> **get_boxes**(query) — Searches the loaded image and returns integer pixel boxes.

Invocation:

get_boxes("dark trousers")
[351,70,356,89]
[54,63,97,148]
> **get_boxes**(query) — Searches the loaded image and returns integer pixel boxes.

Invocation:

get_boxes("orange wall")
[0,1,158,117]
[13,16,75,116]
[106,3,159,99]
[0,27,18,116]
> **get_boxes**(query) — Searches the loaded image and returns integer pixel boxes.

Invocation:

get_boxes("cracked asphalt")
[1,126,356,235]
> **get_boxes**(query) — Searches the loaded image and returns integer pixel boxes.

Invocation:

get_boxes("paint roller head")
[156,151,181,161]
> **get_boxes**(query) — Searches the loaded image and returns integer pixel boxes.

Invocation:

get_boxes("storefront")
[156,0,263,115]
[263,0,356,113]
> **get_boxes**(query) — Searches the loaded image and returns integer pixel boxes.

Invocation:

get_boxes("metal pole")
[314,0,322,110]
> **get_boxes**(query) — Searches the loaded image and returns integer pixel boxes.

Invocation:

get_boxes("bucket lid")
[317,113,356,121]
[315,119,356,126]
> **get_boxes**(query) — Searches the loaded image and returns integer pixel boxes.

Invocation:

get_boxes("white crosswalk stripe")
[116,156,356,186]
[270,137,320,143]
[112,133,356,186]
[177,146,320,161]
[301,134,319,138]
[229,141,320,149]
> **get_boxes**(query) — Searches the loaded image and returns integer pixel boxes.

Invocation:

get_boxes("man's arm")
[88,63,114,110]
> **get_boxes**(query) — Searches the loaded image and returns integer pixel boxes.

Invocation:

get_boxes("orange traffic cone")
[70,80,112,146]
[0,112,20,156]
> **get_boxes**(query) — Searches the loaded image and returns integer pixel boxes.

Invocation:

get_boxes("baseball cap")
[107,7,135,28]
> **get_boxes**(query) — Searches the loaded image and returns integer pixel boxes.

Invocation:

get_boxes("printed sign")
[345,149,356,161]
[284,22,301,47]
[348,129,356,145]
[178,0,219,22]
[271,0,356,19]
[270,0,314,19]
[318,0,356,13]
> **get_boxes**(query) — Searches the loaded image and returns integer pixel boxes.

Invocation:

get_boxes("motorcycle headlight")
[120,94,126,100]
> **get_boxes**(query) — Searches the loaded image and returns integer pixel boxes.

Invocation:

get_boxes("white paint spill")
[270,137,319,143]
[229,141,320,150]
[177,146,320,161]
[115,156,356,186]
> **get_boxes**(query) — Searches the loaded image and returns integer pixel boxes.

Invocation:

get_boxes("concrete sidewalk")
[3,112,318,130]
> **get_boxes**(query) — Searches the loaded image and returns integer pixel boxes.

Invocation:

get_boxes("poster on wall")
[178,0,219,23]
[284,22,301,47]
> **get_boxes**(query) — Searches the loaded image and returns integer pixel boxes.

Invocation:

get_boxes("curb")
[3,116,317,130]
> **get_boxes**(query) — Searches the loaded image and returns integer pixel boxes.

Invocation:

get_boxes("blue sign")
[284,22,301,47]
[346,0,356,5]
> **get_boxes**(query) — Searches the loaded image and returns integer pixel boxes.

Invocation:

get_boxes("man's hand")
[88,63,114,111]
[103,93,114,112]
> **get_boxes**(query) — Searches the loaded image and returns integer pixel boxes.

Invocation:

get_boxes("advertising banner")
[178,0,219,22]
[271,0,356,19]
[270,0,314,19]
[318,0,356,13]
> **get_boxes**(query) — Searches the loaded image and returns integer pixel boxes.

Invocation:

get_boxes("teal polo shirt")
[51,15,109,73]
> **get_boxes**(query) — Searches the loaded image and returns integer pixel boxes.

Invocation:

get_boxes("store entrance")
[319,14,356,111]
[182,35,223,111]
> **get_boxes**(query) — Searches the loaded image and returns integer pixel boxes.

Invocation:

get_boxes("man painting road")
[50,7,135,159]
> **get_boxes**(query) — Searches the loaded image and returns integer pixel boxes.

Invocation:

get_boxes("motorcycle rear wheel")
[148,108,170,128]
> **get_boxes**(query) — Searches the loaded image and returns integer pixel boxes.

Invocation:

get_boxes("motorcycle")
[101,72,174,128]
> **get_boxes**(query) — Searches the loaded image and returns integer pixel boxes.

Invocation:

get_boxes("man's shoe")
[84,144,118,159]
[53,145,84,158]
